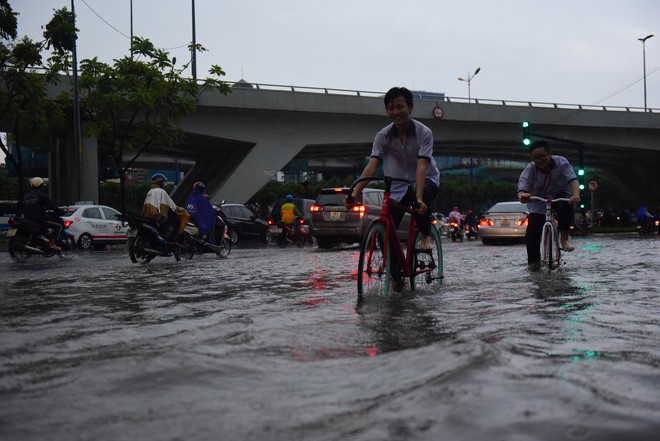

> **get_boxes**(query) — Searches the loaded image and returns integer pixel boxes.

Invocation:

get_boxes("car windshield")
[489,203,527,214]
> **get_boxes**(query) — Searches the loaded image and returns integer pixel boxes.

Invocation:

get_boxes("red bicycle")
[348,176,443,297]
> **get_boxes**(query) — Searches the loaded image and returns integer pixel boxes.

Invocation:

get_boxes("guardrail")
[226,81,658,114]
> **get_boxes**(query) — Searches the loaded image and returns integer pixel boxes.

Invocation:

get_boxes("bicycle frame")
[375,184,419,279]
[529,196,570,270]
[351,176,442,295]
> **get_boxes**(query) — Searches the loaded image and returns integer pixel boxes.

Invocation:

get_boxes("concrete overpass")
[158,83,660,207]
[5,80,659,207]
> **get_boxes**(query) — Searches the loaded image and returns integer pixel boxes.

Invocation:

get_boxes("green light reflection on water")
[582,245,602,251]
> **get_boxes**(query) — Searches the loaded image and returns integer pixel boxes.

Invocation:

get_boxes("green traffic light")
[578,169,585,176]
[521,121,531,146]
[579,184,585,190]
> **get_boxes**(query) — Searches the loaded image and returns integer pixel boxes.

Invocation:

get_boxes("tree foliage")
[59,36,231,212]
[0,2,70,203]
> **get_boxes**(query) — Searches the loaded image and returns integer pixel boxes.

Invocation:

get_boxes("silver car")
[478,201,529,244]
[309,187,409,249]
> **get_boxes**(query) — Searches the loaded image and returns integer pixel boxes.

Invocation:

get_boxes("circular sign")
[432,106,444,120]
[587,179,599,192]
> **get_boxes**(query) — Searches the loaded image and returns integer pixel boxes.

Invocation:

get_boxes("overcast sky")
[9,0,660,108]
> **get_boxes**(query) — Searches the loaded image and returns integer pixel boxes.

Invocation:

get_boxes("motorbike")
[449,221,464,242]
[181,217,231,259]
[637,217,659,236]
[6,216,76,262]
[119,214,181,263]
[274,216,306,248]
[464,223,479,240]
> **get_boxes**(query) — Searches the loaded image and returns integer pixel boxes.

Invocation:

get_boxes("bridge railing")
[227,81,657,114]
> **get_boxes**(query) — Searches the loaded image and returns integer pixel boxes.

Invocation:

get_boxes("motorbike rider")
[464,210,477,228]
[21,177,63,252]
[635,207,654,230]
[448,206,463,228]
[186,182,222,244]
[279,194,302,240]
[141,173,186,244]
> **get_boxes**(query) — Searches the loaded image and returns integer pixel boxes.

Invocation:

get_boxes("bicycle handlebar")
[346,176,413,203]
[529,196,571,203]
[346,176,422,211]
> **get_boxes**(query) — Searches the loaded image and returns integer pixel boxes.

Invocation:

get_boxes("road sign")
[432,106,444,120]
[587,179,599,192]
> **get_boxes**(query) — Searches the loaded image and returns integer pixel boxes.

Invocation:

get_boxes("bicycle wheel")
[541,222,554,270]
[552,225,561,269]
[410,227,443,291]
[357,222,390,297]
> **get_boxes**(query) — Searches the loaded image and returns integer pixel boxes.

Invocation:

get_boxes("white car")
[60,204,129,250]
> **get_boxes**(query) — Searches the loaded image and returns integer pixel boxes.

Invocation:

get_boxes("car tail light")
[655,220,659,226]
[449,221,459,227]
[63,220,73,228]
[351,204,366,219]
[267,219,274,226]
[432,218,438,226]
[516,217,529,227]
[310,205,324,212]
[298,218,305,224]
[479,219,494,227]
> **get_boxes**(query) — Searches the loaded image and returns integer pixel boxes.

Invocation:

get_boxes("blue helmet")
[151,173,167,183]
[285,194,294,202]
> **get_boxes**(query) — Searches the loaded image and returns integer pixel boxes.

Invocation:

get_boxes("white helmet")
[30,177,44,188]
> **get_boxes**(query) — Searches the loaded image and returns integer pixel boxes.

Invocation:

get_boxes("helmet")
[285,194,294,202]
[453,206,459,211]
[30,177,44,188]
[193,181,206,191]
[151,173,167,183]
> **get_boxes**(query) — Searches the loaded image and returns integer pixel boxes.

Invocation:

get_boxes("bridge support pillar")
[211,142,306,204]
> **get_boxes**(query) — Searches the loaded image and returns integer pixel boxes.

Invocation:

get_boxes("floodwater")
[0,234,659,441]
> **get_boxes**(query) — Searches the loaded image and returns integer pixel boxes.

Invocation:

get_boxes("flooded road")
[1,234,659,441]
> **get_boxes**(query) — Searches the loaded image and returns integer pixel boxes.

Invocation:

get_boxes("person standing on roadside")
[517,140,580,266]
[348,86,440,250]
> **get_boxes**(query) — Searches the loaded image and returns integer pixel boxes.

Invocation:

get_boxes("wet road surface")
[1,234,659,440]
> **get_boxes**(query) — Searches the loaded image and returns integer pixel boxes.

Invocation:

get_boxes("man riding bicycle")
[349,87,440,251]
[517,140,580,266]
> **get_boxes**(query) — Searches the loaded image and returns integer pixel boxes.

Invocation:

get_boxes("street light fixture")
[458,67,481,103]
[638,34,653,112]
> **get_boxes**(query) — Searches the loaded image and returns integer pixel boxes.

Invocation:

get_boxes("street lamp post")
[458,67,481,103]
[638,34,653,112]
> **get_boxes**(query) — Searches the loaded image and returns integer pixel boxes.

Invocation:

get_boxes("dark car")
[309,187,409,249]
[221,203,271,245]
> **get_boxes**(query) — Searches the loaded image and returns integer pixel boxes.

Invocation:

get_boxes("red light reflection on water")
[365,346,380,356]
[301,298,327,306]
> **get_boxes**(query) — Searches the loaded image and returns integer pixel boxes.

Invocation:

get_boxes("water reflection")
[354,291,454,355]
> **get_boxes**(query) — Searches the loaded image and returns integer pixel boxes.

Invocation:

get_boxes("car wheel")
[77,233,93,250]
[262,230,272,244]
[228,228,239,245]
[316,237,333,249]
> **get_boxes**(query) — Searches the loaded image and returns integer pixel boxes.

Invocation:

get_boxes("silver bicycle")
[529,196,571,270]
